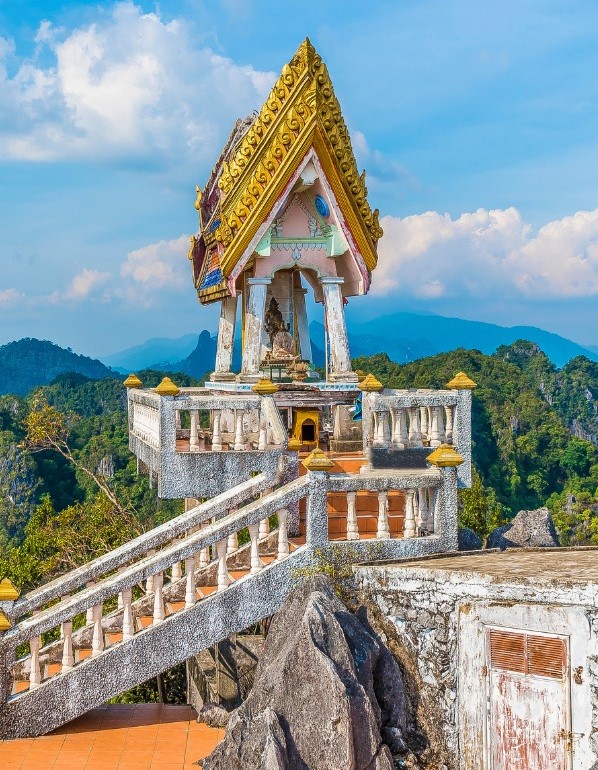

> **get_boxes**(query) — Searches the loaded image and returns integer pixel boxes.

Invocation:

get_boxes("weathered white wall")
[356,557,598,770]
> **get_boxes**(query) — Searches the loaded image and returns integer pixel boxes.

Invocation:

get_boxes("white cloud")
[120,234,189,288]
[63,269,111,299]
[0,2,274,162]
[376,207,598,300]
[0,288,25,306]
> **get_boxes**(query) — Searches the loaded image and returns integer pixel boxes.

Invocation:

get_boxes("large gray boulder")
[199,576,409,770]
[458,527,482,551]
[486,507,560,550]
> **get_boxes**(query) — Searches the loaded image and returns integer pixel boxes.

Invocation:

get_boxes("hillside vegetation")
[0,338,113,396]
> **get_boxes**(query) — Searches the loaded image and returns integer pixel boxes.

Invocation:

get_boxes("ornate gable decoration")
[191,39,383,304]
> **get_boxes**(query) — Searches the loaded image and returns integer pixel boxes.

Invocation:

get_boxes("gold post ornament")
[0,577,20,600]
[123,373,142,389]
[287,436,302,451]
[302,447,335,472]
[252,378,279,396]
[155,377,180,396]
[446,372,477,390]
[427,444,465,468]
[0,611,11,632]
[358,373,383,392]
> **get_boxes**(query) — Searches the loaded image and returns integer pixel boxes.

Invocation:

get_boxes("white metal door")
[486,628,570,770]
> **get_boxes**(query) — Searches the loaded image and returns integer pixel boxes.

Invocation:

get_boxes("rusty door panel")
[487,629,570,770]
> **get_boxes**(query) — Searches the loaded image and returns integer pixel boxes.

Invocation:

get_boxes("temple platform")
[0,704,223,770]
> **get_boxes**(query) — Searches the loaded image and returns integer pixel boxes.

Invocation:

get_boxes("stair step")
[76,648,92,662]
[106,631,123,646]
[13,680,29,694]
[167,601,186,613]
[137,615,154,630]
[197,586,217,597]
[45,663,61,678]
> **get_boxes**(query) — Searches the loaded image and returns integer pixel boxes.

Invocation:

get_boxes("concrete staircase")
[0,458,457,739]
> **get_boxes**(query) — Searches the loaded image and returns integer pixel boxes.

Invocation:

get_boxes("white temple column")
[241,277,271,379]
[212,295,238,381]
[320,277,355,382]
[294,285,312,362]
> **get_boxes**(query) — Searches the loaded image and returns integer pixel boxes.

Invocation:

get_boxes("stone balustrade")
[127,389,289,498]
[361,387,472,487]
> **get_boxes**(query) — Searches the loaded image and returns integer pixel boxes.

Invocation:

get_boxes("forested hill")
[0,338,113,396]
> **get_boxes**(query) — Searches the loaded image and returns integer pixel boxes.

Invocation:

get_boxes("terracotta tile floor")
[0,704,224,770]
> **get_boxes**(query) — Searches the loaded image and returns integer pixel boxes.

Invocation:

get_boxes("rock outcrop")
[199,576,411,770]
[486,507,560,550]
[457,527,482,551]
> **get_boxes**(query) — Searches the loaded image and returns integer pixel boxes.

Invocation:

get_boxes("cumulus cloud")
[376,207,598,300]
[0,2,274,162]
[63,269,111,299]
[120,234,189,289]
[0,288,25,306]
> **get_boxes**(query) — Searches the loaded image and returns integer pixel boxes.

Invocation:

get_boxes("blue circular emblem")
[314,194,330,218]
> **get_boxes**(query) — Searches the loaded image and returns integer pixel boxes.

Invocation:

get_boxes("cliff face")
[199,577,445,770]
[0,338,112,396]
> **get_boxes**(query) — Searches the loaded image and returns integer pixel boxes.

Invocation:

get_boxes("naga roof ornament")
[189,38,383,305]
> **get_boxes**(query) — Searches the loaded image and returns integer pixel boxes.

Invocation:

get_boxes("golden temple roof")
[190,39,383,304]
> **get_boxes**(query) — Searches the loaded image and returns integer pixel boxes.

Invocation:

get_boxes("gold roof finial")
[0,577,20,600]
[252,378,279,395]
[358,373,384,392]
[155,377,180,396]
[123,374,142,389]
[427,444,465,467]
[302,447,335,472]
[0,610,11,632]
[447,372,477,390]
[194,185,203,229]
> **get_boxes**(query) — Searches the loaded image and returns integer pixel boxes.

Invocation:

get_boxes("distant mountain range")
[0,338,113,396]
[0,312,595,397]
[101,311,598,377]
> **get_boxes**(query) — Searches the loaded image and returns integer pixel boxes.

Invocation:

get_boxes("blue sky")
[0,0,597,357]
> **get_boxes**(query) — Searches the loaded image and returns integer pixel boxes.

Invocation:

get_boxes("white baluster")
[198,546,210,567]
[258,417,267,450]
[404,491,416,538]
[248,524,264,574]
[91,604,104,658]
[175,410,182,431]
[227,530,239,555]
[445,405,454,444]
[408,407,423,447]
[171,557,182,580]
[346,491,359,540]
[430,407,443,447]
[184,557,196,608]
[145,551,155,593]
[418,488,429,534]
[391,408,408,449]
[377,491,391,539]
[212,410,222,451]
[216,539,232,591]
[259,516,270,539]
[122,588,134,641]
[61,619,74,672]
[86,581,95,625]
[427,489,437,534]
[277,509,290,559]
[29,636,42,690]
[152,572,165,625]
[190,410,199,452]
[234,410,245,451]
[420,407,429,444]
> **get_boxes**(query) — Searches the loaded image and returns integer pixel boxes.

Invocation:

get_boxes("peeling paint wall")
[356,558,598,770]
